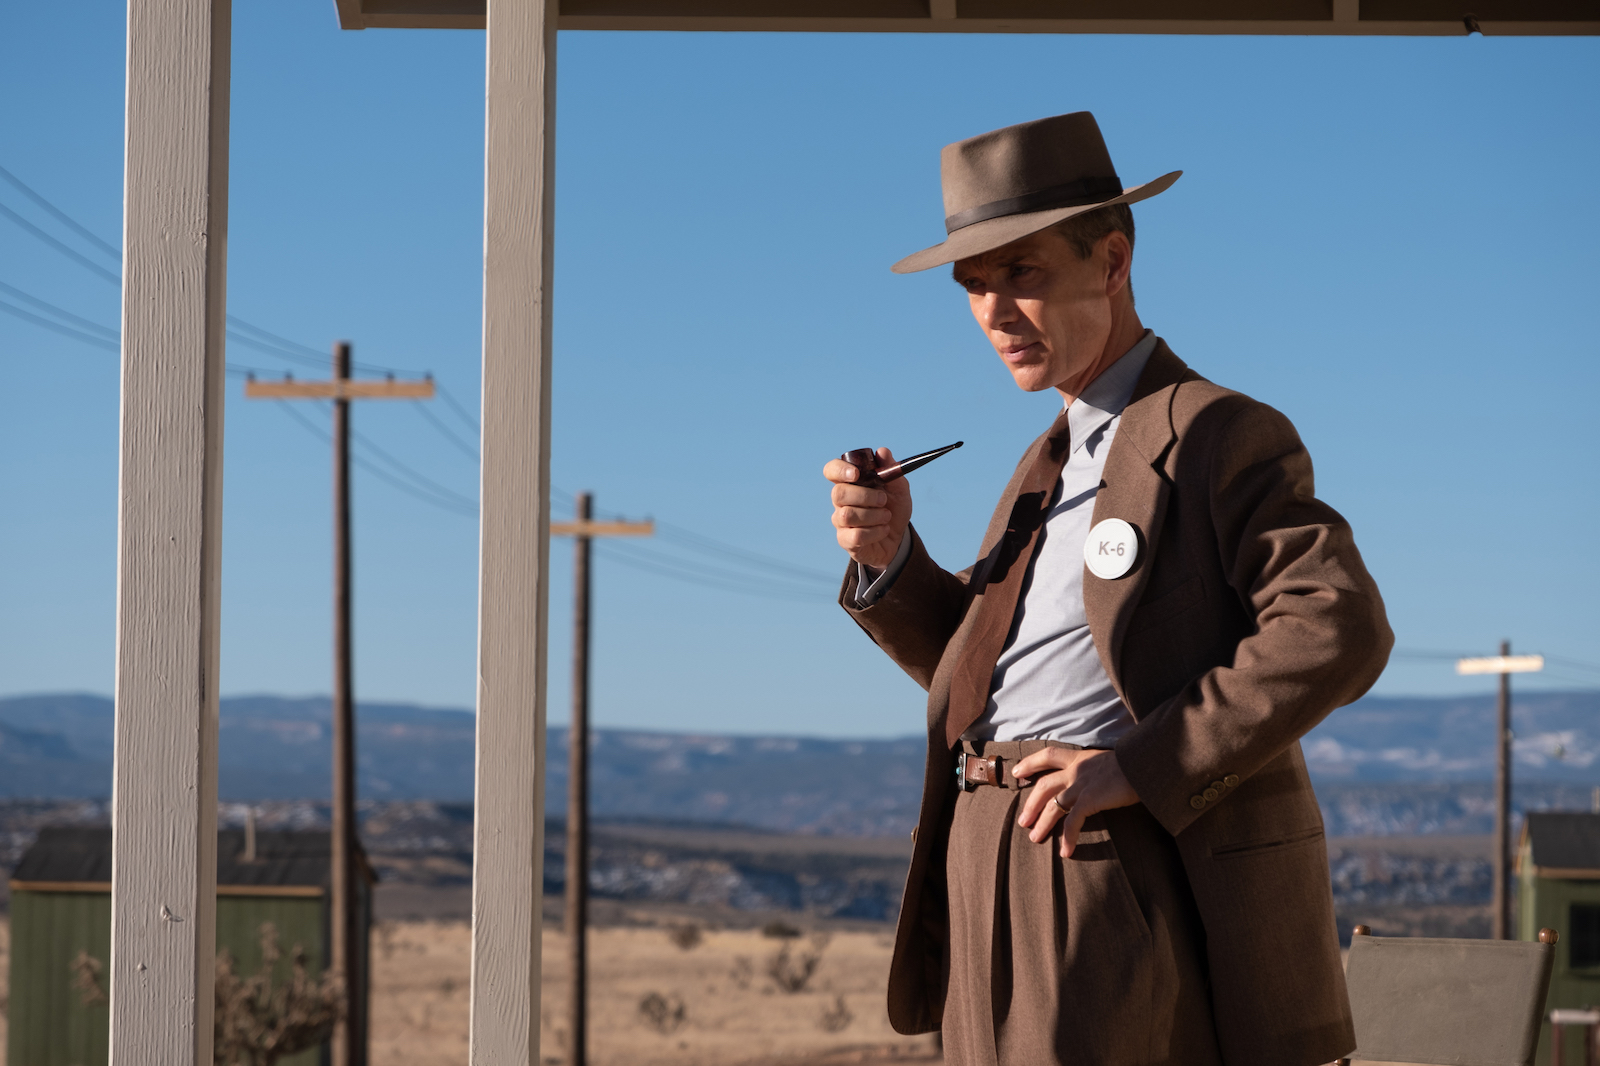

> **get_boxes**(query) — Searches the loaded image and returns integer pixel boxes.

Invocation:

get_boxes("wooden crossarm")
[244,379,436,400]
[549,520,654,537]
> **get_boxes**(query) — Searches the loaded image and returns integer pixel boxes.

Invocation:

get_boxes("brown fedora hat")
[892,111,1181,274]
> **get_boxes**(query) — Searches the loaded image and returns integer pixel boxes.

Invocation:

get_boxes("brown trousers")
[943,740,1224,1066]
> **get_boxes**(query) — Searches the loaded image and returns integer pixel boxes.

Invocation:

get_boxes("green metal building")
[1519,811,1600,1066]
[6,826,373,1066]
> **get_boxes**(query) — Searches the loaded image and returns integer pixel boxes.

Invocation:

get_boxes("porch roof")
[332,0,1600,35]
[1523,813,1600,877]
[12,827,375,893]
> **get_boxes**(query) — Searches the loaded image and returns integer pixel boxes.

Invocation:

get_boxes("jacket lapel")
[1083,341,1189,713]
[925,425,1054,740]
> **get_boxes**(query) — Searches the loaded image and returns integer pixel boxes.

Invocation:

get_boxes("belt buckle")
[956,751,975,792]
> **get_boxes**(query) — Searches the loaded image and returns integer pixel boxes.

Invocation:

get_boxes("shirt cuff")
[853,528,913,608]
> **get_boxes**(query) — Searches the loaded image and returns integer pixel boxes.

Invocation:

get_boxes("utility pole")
[1458,644,1545,940]
[550,498,652,1066]
[246,345,434,1066]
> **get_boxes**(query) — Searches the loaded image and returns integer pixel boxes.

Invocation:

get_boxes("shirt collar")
[1065,329,1157,454]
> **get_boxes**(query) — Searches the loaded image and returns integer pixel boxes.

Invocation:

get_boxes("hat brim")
[890,170,1182,275]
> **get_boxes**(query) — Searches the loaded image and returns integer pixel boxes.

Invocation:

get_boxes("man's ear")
[1100,231,1133,298]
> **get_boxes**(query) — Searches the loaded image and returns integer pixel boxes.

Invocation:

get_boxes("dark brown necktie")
[945,409,1073,748]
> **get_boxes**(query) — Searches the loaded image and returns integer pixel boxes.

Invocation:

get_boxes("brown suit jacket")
[842,340,1393,1066]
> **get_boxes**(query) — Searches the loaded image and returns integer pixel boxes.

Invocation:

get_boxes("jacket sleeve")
[1115,400,1394,836]
[840,525,972,692]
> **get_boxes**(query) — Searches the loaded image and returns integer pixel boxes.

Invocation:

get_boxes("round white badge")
[1083,518,1139,580]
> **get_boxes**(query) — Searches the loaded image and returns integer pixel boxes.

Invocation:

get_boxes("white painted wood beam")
[109,0,231,1064]
[468,0,556,1061]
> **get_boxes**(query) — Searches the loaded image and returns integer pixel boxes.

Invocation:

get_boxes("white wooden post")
[109,0,231,1063]
[468,0,557,1061]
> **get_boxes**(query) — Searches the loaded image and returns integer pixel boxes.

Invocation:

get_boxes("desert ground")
[0,829,1498,1066]
[0,912,935,1066]
[0,909,1425,1066]
[372,916,939,1066]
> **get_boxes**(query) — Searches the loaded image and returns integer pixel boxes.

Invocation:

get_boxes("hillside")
[3,690,1599,837]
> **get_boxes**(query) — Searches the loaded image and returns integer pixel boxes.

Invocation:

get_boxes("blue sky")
[2,2,1597,736]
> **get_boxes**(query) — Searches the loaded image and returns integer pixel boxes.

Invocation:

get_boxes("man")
[825,112,1392,1066]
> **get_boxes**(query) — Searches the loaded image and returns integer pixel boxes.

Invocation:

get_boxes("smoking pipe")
[840,441,963,489]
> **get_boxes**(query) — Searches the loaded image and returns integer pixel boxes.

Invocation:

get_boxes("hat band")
[943,175,1125,235]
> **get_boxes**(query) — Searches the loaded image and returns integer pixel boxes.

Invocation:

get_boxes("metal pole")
[1494,638,1512,941]
[566,492,592,1066]
[330,341,361,1066]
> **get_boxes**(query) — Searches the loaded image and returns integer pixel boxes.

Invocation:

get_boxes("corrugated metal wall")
[1521,861,1600,1066]
[7,892,329,1066]
[7,891,112,1066]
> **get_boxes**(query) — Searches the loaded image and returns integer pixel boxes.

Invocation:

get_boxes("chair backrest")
[1344,930,1556,1066]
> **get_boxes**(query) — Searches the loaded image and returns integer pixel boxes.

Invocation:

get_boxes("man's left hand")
[1012,748,1140,858]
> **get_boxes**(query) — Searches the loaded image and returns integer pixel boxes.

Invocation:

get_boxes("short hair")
[1050,203,1135,304]
[1050,202,1135,259]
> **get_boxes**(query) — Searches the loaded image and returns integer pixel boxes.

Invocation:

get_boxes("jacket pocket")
[1209,826,1325,859]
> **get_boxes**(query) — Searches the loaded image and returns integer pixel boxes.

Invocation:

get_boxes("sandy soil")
[0,912,1404,1066]
[371,919,940,1066]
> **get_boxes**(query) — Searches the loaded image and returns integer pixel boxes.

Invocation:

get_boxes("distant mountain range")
[3,690,1599,834]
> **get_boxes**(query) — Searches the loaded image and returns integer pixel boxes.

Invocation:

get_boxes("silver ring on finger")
[1052,793,1071,814]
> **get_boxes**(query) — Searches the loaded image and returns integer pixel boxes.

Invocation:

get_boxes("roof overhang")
[1525,866,1600,881]
[333,0,1600,34]
[10,880,327,897]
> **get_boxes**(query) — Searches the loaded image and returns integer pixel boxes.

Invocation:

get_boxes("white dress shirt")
[855,330,1158,746]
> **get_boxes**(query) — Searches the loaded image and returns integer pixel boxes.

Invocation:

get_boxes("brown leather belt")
[956,751,1024,791]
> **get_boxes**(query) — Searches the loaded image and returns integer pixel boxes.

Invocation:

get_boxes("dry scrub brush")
[665,922,703,951]
[638,991,687,1034]
[214,922,343,1066]
[766,933,831,994]
[70,949,108,1006]
[817,995,854,1033]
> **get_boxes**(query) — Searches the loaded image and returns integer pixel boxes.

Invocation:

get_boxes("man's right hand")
[824,447,913,571]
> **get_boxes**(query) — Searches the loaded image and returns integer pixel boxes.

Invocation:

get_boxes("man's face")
[952,228,1122,395]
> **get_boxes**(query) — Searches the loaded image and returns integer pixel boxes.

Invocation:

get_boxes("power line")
[225,328,337,370]
[0,199,120,284]
[579,492,839,589]
[1391,649,1600,676]
[412,401,479,460]
[1539,669,1600,688]
[0,293,832,599]
[1545,655,1600,675]
[227,362,282,377]
[350,426,479,512]
[434,382,480,433]
[589,499,835,585]
[652,521,837,585]
[602,539,826,593]
[597,540,828,603]
[2,159,841,603]
[0,297,119,352]
[274,402,478,517]
[279,399,479,514]
[0,158,425,379]
[0,162,121,260]
[0,280,118,340]
[225,316,418,376]
[0,282,310,382]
